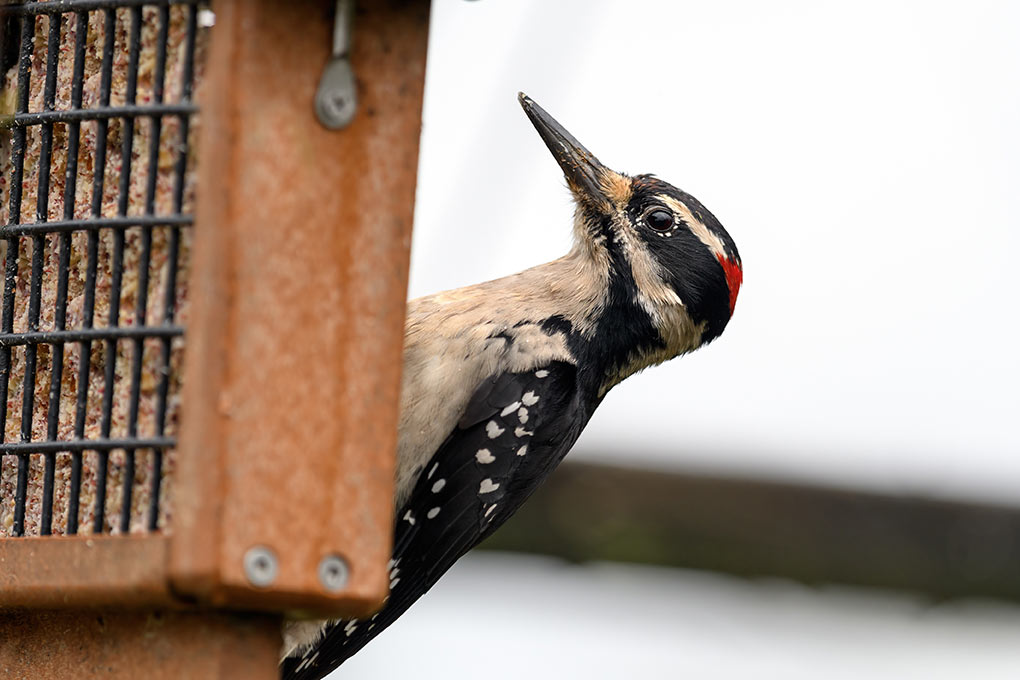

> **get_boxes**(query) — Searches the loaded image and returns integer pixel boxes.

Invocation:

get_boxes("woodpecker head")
[519,94,741,381]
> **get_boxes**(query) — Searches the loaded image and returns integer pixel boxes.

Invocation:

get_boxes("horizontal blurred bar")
[0,215,194,236]
[4,0,203,17]
[1,104,198,129]
[480,461,1020,601]
[0,326,183,347]
[0,437,174,454]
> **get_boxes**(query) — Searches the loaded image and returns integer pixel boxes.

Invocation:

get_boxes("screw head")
[243,546,278,588]
[318,554,350,592]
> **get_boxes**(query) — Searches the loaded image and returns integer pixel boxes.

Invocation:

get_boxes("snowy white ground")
[337,552,1020,680]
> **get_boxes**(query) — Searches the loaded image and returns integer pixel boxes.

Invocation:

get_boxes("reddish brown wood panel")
[171,0,428,616]
[0,536,173,609]
[0,609,281,680]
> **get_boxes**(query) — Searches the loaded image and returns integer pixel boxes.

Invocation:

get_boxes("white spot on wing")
[431,479,446,493]
[486,421,505,438]
[476,448,495,464]
[427,507,440,519]
[517,407,528,423]
[298,650,320,671]
[402,510,415,525]
[485,504,498,517]
[427,462,438,479]
[517,445,528,456]
[515,426,533,437]
[500,401,522,417]
[344,621,358,637]
[479,478,500,494]
[521,391,539,406]
[535,370,549,378]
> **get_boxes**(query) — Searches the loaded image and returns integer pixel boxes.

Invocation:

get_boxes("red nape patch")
[717,255,742,315]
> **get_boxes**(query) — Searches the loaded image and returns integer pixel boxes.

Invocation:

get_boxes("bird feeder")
[0,0,429,675]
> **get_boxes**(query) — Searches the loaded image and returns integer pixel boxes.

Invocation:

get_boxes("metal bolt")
[243,546,278,588]
[318,554,350,592]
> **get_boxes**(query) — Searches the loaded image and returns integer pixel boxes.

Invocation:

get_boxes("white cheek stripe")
[659,195,727,259]
[612,210,685,316]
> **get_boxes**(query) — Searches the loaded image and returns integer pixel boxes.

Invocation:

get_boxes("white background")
[342,552,1020,680]
[339,2,1020,678]
[410,0,1020,504]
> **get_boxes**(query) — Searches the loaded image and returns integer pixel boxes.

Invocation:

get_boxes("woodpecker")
[280,93,742,679]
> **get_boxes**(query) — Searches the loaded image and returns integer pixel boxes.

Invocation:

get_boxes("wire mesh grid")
[0,0,203,537]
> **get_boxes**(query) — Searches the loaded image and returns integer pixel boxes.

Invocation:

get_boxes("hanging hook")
[315,0,357,129]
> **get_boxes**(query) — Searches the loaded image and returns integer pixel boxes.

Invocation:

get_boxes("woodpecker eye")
[644,208,675,232]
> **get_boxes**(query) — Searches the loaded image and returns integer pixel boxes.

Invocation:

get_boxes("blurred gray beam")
[479,461,1020,601]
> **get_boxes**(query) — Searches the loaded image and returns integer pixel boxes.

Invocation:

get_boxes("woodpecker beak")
[519,93,619,210]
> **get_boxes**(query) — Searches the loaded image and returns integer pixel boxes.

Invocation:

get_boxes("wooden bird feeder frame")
[0,0,429,675]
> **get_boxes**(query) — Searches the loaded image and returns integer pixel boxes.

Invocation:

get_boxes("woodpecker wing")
[283,360,589,680]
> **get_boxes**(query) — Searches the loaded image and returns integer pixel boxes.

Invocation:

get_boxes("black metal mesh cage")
[0,0,204,538]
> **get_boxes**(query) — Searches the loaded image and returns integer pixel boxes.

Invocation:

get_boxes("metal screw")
[318,554,350,592]
[243,546,278,588]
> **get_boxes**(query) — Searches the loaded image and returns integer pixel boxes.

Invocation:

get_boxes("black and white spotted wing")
[283,361,591,680]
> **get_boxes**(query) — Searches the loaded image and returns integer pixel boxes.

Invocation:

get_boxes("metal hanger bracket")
[315,0,357,129]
